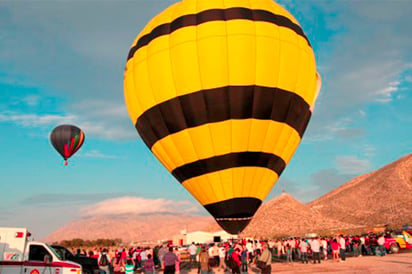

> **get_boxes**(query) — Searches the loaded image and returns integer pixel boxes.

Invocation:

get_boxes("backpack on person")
[99,254,109,266]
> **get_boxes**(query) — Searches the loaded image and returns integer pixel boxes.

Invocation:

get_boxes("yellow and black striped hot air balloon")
[124,0,321,234]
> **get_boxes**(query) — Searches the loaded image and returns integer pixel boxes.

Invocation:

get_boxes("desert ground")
[183,251,412,273]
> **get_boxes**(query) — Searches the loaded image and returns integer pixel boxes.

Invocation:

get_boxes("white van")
[0,227,82,274]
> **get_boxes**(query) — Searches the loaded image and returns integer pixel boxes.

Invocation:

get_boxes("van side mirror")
[44,254,52,265]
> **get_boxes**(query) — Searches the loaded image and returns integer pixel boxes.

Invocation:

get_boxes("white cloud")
[21,95,41,107]
[376,81,401,103]
[404,75,412,83]
[20,193,127,205]
[80,196,200,217]
[335,155,371,174]
[0,106,136,140]
[304,117,361,143]
[0,111,76,127]
[362,145,376,158]
[80,150,117,159]
[359,110,366,117]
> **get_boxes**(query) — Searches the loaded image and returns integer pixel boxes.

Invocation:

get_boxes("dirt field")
[265,252,412,273]
[183,251,412,273]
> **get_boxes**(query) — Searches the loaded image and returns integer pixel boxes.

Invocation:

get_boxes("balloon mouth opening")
[215,217,252,235]
[204,197,261,234]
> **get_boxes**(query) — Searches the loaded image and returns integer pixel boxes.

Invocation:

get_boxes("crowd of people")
[265,233,388,264]
[74,233,391,273]
[76,245,179,273]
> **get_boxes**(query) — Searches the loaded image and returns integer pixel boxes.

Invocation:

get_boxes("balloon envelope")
[124,0,320,234]
[50,124,85,165]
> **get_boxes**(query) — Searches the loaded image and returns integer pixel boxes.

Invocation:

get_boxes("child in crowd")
[125,259,134,274]
[332,239,340,260]
[286,244,293,264]
[142,254,155,274]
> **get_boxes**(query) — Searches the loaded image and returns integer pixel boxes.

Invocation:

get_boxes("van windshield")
[46,244,64,260]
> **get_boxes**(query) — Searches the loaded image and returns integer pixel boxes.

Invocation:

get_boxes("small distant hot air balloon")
[124,0,321,234]
[50,125,85,166]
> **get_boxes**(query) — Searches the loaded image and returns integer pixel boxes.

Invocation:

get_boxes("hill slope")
[309,154,412,226]
[241,193,355,238]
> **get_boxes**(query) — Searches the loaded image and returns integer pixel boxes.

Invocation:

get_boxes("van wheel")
[390,244,400,254]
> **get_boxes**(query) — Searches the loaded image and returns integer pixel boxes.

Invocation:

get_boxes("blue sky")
[0,0,411,239]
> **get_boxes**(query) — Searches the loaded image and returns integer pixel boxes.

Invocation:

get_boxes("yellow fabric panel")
[306,56,317,107]
[294,48,310,110]
[227,20,256,84]
[151,119,301,172]
[208,121,232,155]
[169,131,199,165]
[130,45,148,67]
[233,167,245,197]
[123,66,141,124]
[278,39,300,97]
[255,29,281,88]
[151,141,175,172]
[247,119,271,151]
[296,48,317,109]
[197,20,227,40]
[134,60,157,121]
[258,166,278,200]
[151,133,186,170]
[124,61,155,124]
[246,163,269,199]
[207,171,227,203]
[217,167,234,200]
[197,27,229,89]
[182,167,279,205]
[231,119,252,152]
[265,120,299,164]
[184,124,216,160]
[183,173,216,206]
[147,44,177,106]
[284,132,301,164]
[169,30,203,96]
[241,166,259,198]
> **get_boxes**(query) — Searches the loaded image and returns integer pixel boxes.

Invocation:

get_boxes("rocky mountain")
[44,213,217,243]
[241,193,356,238]
[309,153,412,227]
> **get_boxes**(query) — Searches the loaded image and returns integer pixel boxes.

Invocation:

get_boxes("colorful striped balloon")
[50,125,85,166]
[124,0,321,234]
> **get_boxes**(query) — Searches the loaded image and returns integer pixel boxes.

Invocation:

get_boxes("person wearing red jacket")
[231,248,241,274]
